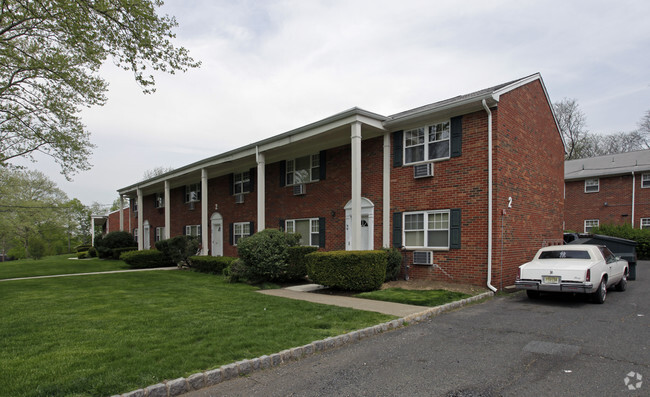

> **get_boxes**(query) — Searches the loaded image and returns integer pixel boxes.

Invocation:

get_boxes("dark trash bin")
[568,234,638,280]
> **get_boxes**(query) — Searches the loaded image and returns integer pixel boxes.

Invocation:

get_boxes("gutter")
[482,99,498,293]
[632,171,636,228]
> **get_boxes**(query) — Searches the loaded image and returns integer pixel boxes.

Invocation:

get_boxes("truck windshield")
[539,250,591,259]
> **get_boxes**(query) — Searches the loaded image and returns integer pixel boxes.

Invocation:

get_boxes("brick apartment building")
[110,73,564,289]
[564,150,650,232]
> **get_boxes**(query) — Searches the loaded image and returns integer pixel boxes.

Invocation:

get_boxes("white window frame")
[234,171,251,195]
[185,225,201,237]
[584,178,599,193]
[155,227,165,242]
[233,222,250,246]
[154,193,164,208]
[641,218,650,229]
[403,120,450,165]
[286,154,320,186]
[285,218,319,247]
[584,219,599,233]
[403,210,450,250]
[133,228,139,243]
[642,173,650,188]
[185,183,201,203]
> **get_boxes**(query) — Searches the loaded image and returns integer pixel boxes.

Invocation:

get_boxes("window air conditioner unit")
[413,251,433,265]
[235,194,244,204]
[414,163,434,178]
[293,184,306,196]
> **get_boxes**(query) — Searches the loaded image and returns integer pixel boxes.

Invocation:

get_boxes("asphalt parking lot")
[184,262,649,397]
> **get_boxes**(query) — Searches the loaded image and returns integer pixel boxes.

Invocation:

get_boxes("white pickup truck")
[515,244,629,304]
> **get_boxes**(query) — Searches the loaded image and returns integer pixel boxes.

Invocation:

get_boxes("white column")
[91,218,96,246]
[383,131,391,248]
[201,169,209,255]
[164,180,171,239]
[137,188,144,250]
[351,121,362,250]
[257,150,266,232]
[119,196,124,231]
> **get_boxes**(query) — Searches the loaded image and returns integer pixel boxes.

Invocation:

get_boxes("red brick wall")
[493,80,565,288]
[106,207,135,234]
[565,174,650,231]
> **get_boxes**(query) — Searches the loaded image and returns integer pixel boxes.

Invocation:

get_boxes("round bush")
[236,229,292,283]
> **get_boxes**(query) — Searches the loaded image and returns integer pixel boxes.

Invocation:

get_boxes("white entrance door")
[143,221,150,250]
[211,213,223,256]
[344,198,374,251]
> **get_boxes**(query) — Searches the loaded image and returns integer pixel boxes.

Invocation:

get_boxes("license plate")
[542,275,560,284]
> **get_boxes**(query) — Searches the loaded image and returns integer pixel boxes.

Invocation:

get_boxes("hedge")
[121,250,170,269]
[112,247,138,260]
[189,256,236,274]
[285,246,318,282]
[592,223,650,259]
[306,250,387,292]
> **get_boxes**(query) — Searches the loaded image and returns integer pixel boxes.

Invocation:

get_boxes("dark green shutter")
[279,161,286,187]
[249,168,256,193]
[229,173,234,195]
[392,212,402,248]
[279,219,285,232]
[318,217,326,248]
[450,116,462,158]
[229,223,234,245]
[319,150,327,180]
[249,221,255,236]
[450,209,461,249]
[393,130,403,167]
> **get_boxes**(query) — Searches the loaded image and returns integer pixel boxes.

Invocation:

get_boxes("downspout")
[632,171,636,229]
[482,99,498,293]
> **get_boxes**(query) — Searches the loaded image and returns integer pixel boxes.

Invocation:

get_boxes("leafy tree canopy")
[0,0,200,178]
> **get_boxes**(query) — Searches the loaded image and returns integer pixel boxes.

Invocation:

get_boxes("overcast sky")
[18,0,650,209]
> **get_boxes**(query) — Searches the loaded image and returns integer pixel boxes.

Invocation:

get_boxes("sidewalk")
[258,284,427,317]
[0,267,177,282]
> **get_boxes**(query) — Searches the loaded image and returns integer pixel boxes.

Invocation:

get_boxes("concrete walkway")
[258,284,433,317]
[0,267,177,282]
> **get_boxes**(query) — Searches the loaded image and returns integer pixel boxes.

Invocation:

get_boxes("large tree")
[554,98,590,160]
[637,109,650,149]
[0,0,199,178]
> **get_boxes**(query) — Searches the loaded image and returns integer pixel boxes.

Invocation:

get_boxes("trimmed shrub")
[190,256,236,274]
[77,251,88,259]
[155,235,200,267]
[75,244,91,253]
[592,223,650,259]
[121,250,169,269]
[285,246,318,282]
[236,229,293,283]
[111,246,138,260]
[224,259,249,283]
[383,247,403,281]
[306,250,387,291]
[95,231,136,259]
[88,246,97,258]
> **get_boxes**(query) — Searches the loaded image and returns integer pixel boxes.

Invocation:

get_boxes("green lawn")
[0,254,130,280]
[0,270,393,397]
[356,288,471,307]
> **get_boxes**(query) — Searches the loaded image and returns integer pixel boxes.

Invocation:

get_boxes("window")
[233,222,250,246]
[155,227,165,242]
[642,173,650,188]
[185,183,201,203]
[584,219,599,233]
[286,154,320,185]
[539,250,591,259]
[185,225,201,237]
[404,121,450,164]
[286,218,320,246]
[403,210,450,249]
[585,178,599,193]
[154,193,164,208]
[133,228,138,243]
[641,218,650,229]
[234,171,251,195]
[132,199,138,213]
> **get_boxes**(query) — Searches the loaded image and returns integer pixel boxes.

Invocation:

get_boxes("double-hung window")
[642,173,650,188]
[584,219,599,233]
[154,193,164,208]
[404,121,450,164]
[185,225,201,237]
[155,227,165,242]
[234,171,251,195]
[233,222,250,245]
[185,183,201,203]
[641,218,650,230]
[584,178,599,193]
[286,218,320,246]
[286,154,320,185]
[403,210,450,249]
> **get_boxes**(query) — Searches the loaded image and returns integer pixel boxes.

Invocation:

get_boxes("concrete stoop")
[110,290,494,397]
